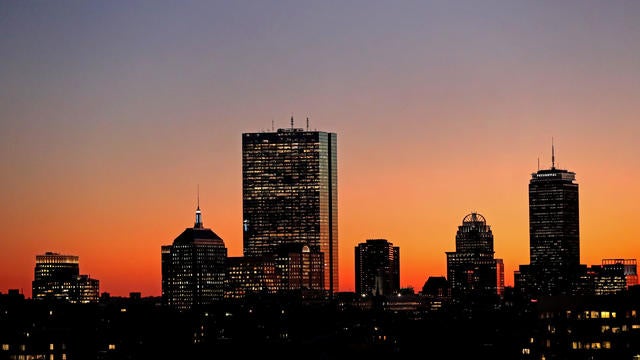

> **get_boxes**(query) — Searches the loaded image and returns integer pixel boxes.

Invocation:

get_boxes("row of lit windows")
[542,310,640,320]
[571,341,611,350]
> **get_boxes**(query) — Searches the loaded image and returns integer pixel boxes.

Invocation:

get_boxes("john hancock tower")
[242,118,338,294]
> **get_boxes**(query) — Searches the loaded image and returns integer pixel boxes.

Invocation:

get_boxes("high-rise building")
[161,200,227,311]
[242,120,338,294]
[446,212,504,300]
[32,252,99,303]
[355,239,400,297]
[516,144,580,298]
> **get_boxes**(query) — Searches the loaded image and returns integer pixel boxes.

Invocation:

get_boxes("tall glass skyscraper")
[517,145,580,297]
[242,121,338,294]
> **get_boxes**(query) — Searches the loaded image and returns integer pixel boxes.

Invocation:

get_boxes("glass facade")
[242,127,338,294]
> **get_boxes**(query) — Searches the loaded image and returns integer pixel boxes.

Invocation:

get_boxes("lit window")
[1,344,8,351]
[50,343,54,350]
[108,344,116,350]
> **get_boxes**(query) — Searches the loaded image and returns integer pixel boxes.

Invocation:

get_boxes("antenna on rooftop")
[551,137,555,169]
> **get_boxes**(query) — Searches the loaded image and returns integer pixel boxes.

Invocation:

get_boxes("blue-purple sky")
[2,0,640,296]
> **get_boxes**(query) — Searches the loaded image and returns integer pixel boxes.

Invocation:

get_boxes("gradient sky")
[1,0,639,297]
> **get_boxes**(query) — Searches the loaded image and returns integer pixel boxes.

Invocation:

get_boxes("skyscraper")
[242,119,338,294]
[355,239,400,297]
[446,212,503,300]
[161,199,227,311]
[32,252,99,303]
[516,144,580,297]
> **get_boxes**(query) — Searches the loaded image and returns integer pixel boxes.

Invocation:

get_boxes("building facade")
[517,147,580,298]
[161,203,227,311]
[523,292,640,360]
[355,239,400,297]
[32,252,99,303]
[242,121,338,294]
[602,258,638,288]
[225,244,324,299]
[446,213,504,300]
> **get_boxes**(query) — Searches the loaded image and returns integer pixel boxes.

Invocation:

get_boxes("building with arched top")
[446,212,504,301]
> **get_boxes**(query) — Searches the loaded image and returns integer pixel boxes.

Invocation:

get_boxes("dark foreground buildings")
[4,287,640,360]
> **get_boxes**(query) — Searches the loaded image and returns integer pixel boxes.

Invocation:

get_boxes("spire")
[194,185,203,228]
[291,115,294,129]
[551,137,555,170]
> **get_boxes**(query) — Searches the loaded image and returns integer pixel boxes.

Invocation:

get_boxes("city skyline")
[2,1,640,297]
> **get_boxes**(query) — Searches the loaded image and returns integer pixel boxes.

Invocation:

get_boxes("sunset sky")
[1,1,639,297]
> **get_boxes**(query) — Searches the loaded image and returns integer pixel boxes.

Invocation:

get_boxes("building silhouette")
[355,239,400,297]
[225,244,324,299]
[445,213,504,300]
[32,251,99,303]
[602,258,638,288]
[161,199,227,311]
[525,292,640,359]
[242,119,338,294]
[516,143,580,298]
[576,258,638,296]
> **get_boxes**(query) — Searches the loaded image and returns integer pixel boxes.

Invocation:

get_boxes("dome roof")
[172,227,224,246]
[462,212,486,224]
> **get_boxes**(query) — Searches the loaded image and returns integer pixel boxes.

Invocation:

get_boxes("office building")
[446,212,504,300]
[602,258,638,288]
[32,252,99,303]
[242,119,338,294]
[225,243,324,299]
[355,239,400,297]
[161,200,227,311]
[576,259,639,296]
[517,144,580,298]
